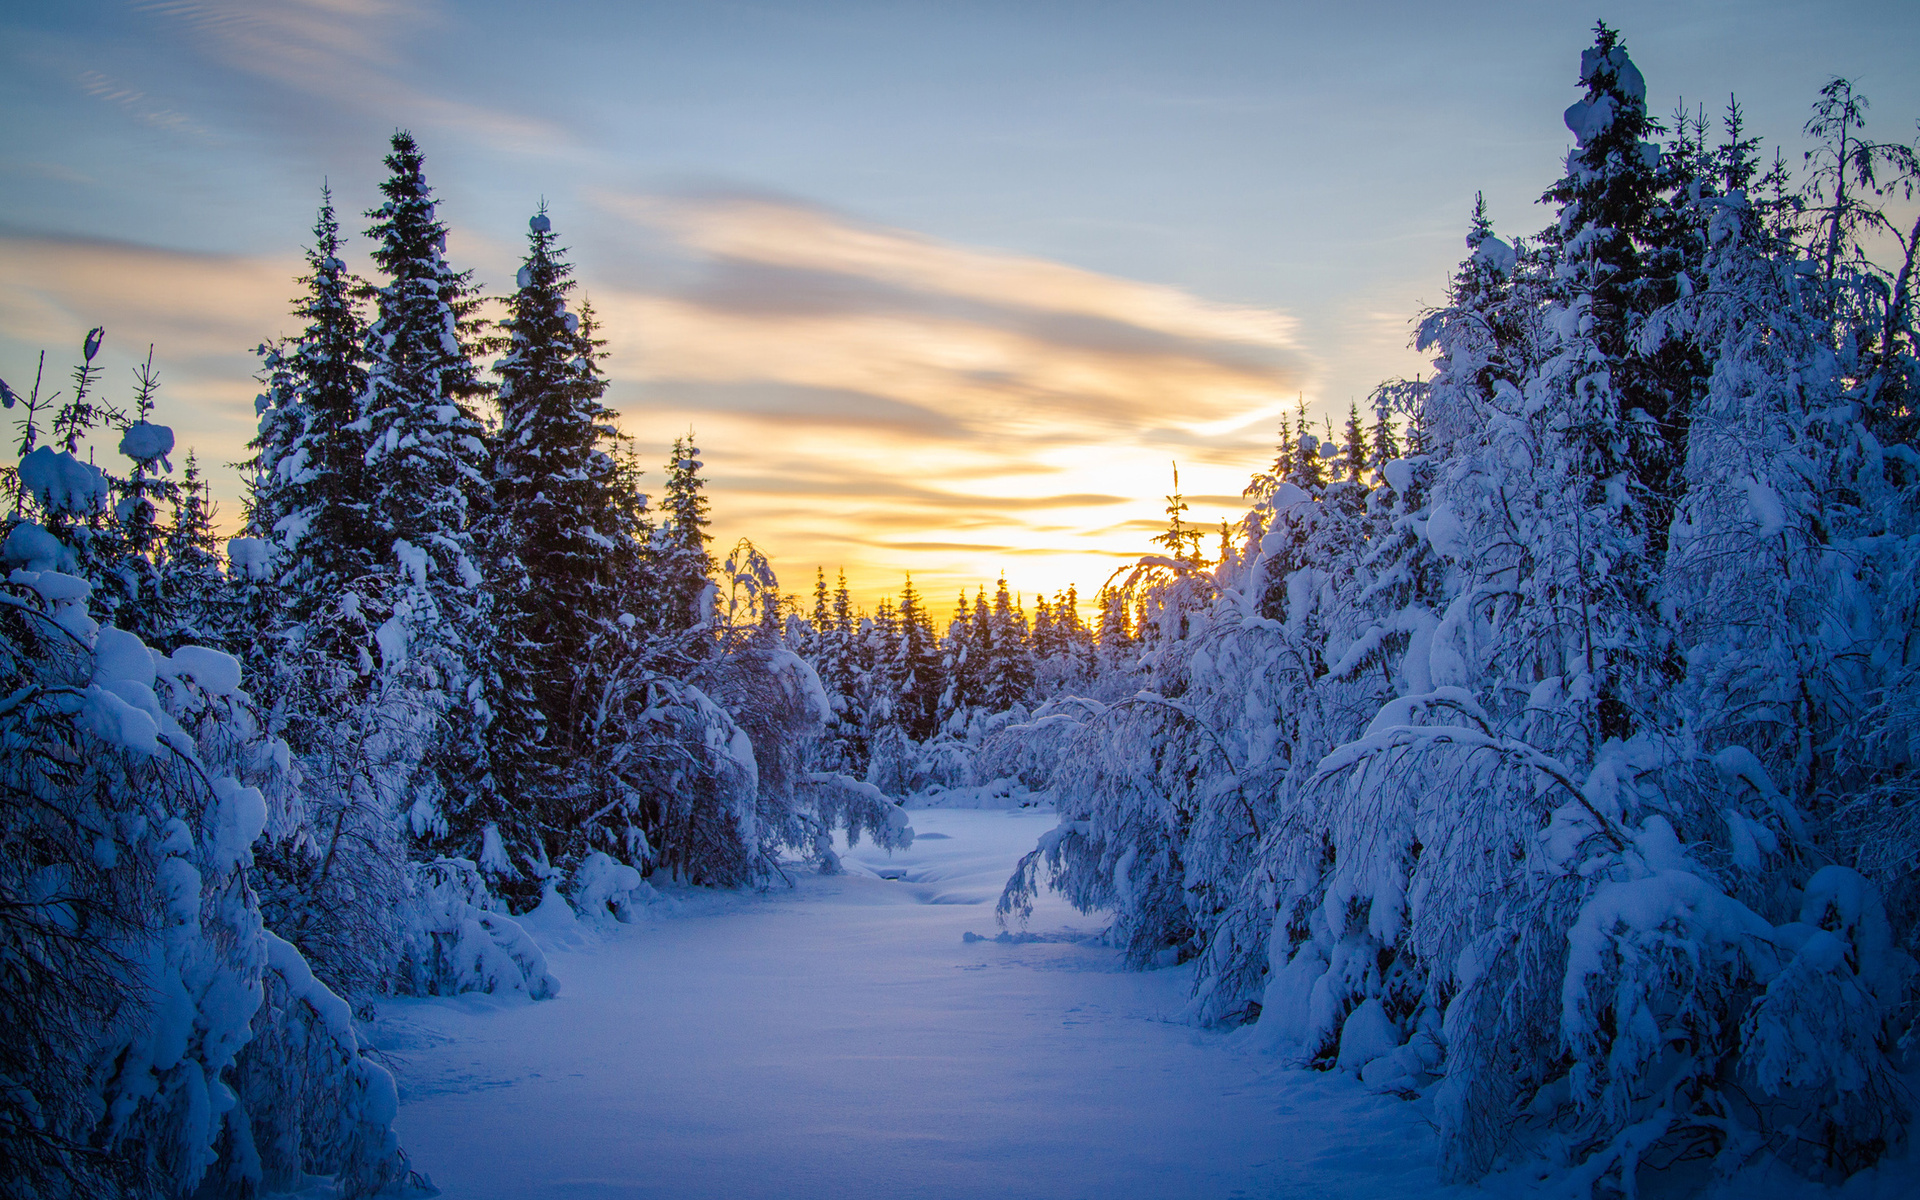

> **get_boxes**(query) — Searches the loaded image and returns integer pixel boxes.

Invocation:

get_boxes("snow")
[3,521,65,571]
[1334,998,1400,1073]
[374,810,1452,1199]
[17,446,109,515]
[1742,475,1787,537]
[1580,45,1645,103]
[208,776,267,872]
[80,682,161,755]
[167,644,244,695]
[393,538,432,585]
[1564,94,1615,146]
[226,536,275,580]
[119,421,175,465]
[1472,235,1516,276]
[93,625,158,689]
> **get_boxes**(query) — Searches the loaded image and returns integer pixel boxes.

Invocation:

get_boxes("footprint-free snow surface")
[372,809,1911,1200]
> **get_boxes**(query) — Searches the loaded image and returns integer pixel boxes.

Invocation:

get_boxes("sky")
[3,1,1917,616]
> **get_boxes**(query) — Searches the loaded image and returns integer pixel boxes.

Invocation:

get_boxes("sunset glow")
[5,1,1915,616]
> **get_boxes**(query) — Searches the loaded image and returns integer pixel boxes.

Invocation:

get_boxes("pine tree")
[1341,403,1367,481]
[464,207,637,892]
[358,129,494,849]
[895,574,941,739]
[156,450,228,651]
[657,433,714,634]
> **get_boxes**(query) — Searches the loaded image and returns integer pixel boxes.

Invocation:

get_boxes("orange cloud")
[0,196,1302,621]
[584,193,1304,611]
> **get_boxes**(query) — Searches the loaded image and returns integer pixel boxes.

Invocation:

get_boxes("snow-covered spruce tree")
[978,576,1034,717]
[894,574,942,741]
[1,339,415,1198]
[935,589,978,734]
[358,130,494,858]
[455,208,642,904]
[802,568,864,775]
[655,433,715,635]
[1029,588,1088,701]
[154,452,230,653]
[105,348,180,644]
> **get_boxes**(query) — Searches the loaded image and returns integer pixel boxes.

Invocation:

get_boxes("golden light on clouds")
[0,196,1310,620]
[586,193,1307,613]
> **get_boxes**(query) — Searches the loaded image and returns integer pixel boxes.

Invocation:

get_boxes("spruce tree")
[981,575,1034,713]
[657,433,714,634]
[1152,463,1204,563]
[359,129,493,845]
[105,348,177,640]
[249,188,377,616]
[894,574,941,739]
[1341,402,1367,481]
[467,207,636,890]
[937,590,975,731]
[157,450,228,651]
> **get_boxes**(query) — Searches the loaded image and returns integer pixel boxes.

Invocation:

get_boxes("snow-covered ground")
[373,809,1916,1200]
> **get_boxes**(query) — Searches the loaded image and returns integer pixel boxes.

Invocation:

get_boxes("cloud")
[0,232,298,518]
[0,193,1296,619]
[580,192,1298,607]
[134,0,567,150]
[77,69,211,138]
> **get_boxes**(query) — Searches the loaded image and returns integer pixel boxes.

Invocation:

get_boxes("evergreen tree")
[358,129,494,848]
[1366,388,1402,472]
[1095,583,1134,679]
[981,575,1034,713]
[937,589,976,731]
[657,433,714,634]
[466,207,638,892]
[895,574,941,739]
[248,187,377,616]
[1152,463,1204,563]
[1341,402,1367,481]
[156,450,228,651]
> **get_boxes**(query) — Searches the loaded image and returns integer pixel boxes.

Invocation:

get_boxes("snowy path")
[374,809,1449,1200]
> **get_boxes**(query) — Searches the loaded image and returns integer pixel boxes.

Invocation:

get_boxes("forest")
[3,22,1917,1198]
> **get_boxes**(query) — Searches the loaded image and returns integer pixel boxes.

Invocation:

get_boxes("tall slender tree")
[656,433,714,635]
[357,130,494,847]
[461,208,639,891]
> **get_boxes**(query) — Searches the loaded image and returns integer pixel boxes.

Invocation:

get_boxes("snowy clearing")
[371,810,1917,1200]
[375,809,1444,1199]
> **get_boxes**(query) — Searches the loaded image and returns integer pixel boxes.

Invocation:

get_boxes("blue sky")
[3,0,1916,609]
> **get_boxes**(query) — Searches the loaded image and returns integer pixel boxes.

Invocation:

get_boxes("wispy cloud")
[0,232,297,494]
[582,193,1301,606]
[77,69,210,137]
[0,197,1299,617]
[134,0,568,150]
